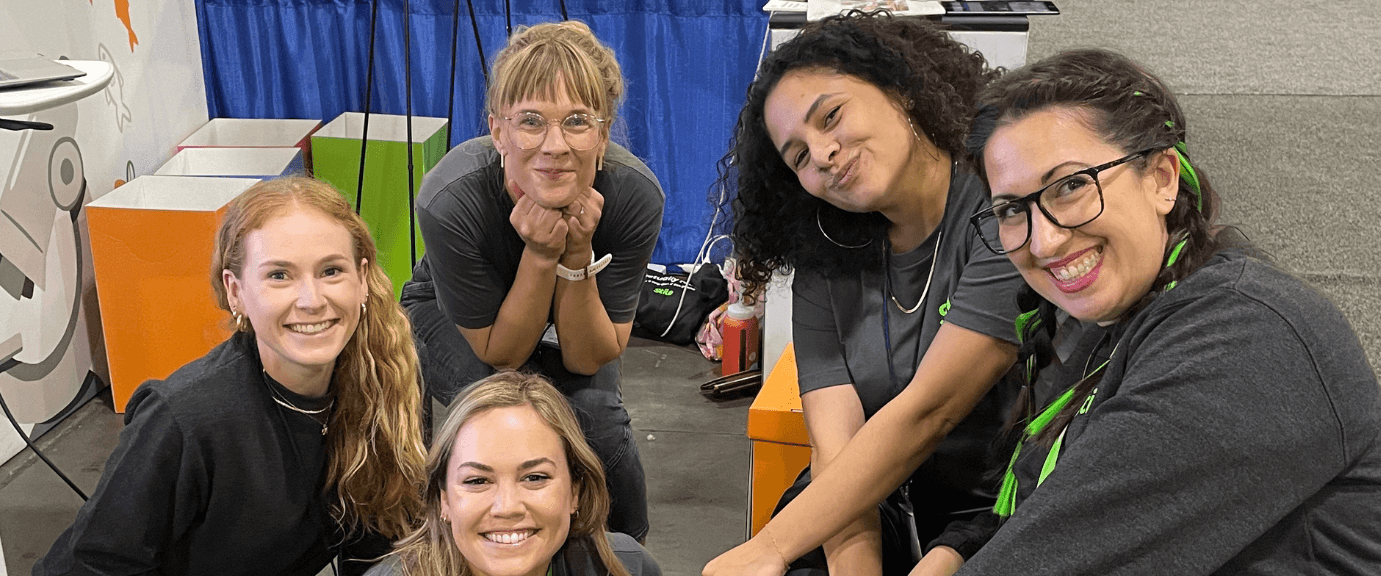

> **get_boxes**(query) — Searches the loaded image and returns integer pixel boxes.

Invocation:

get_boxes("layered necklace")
[262,370,334,436]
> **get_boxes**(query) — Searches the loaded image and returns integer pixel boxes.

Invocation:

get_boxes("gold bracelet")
[761,525,789,568]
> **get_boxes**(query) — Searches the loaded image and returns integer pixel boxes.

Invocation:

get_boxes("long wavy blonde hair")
[387,371,631,576]
[210,176,426,540]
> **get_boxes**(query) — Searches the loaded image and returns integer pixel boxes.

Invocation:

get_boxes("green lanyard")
[993,344,1117,518]
[994,237,1187,517]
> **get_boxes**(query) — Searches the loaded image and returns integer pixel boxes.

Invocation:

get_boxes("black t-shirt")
[403,136,664,329]
[35,333,341,576]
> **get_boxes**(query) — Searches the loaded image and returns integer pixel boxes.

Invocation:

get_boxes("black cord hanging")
[355,0,383,215]
[559,0,568,20]
[0,184,91,502]
[403,0,417,266]
[446,0,461,150]
[505,0,512,37]
[466,0,487,85]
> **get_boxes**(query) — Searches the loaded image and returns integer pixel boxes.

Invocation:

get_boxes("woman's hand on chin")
[561,186,605,261]
[511,193,569,263]
[702,535,788,576]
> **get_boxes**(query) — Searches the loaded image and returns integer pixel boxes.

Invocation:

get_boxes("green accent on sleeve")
[938,299,951,317]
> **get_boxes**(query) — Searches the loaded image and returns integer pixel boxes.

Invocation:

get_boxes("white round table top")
[0,60,115,116]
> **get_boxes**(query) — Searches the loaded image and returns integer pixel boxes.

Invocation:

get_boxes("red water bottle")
[721,302,759,375]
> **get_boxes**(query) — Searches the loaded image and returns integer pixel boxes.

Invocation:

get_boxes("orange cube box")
[746,343,813,537]
[86,176,261,411]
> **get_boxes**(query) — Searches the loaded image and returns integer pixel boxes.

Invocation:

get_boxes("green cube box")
[312,112,449,298]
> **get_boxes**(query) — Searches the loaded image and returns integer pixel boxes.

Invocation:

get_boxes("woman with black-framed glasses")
[914,49,1381,575]
[399,21,663,542]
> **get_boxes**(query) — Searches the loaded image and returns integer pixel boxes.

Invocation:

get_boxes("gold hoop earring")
[597,154,604,171]
[233,311,246,331]
[499,152,505,168]
[361,301,367,315]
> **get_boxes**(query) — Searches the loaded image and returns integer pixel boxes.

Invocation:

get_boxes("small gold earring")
[597,154,604,171]
[232,311,246,331]
[361,301,367,315]
[500,152,505,168]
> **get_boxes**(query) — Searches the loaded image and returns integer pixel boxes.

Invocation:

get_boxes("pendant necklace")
[263,370,333,436]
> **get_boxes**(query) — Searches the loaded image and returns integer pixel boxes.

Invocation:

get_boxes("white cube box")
[178,118,322,173]
[155,147,304,179]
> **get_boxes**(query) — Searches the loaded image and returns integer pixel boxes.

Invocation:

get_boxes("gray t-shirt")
[791,167,1026,503]
[959,251,1381,575]
[402,136,664,329]
[793,168,1024,414]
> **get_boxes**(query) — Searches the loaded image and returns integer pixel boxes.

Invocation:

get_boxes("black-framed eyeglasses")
[501,112,607,151]
[968,148,1160,255]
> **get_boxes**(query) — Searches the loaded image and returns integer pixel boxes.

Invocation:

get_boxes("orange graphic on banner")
[91,0,140,51]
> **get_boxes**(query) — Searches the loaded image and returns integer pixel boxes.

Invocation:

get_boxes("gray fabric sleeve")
[957,292,1361,576]
[360,555,401,576]
[589,153,663,325]
[415,182,508,329]
[941,214,1024,345]
[792,269,854,394]
[608,532,663,576]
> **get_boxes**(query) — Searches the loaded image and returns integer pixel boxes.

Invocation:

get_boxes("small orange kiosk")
[746,343,813,537]
[87,175,259,411]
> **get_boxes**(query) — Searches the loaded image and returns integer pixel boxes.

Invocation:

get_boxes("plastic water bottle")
[721,302,759,375]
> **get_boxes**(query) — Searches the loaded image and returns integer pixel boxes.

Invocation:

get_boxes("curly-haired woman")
[706,11,1027,576]
[35,177,428,575]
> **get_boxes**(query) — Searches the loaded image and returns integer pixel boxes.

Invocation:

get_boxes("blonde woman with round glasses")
[400,20,663,541]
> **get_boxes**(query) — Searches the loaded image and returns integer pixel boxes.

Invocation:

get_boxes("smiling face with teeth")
[223,207,367,395]
[983,107,1179,324]
[442,404,578,576]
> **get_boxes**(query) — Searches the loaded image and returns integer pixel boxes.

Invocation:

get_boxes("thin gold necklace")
[263,370,333,435]
[887,230,942,314]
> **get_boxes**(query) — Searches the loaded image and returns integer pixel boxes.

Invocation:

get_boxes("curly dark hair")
[966,48,1250,444]
[715,10,999,297]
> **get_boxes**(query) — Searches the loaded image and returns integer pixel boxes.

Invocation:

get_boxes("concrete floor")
[3,1,1379,575]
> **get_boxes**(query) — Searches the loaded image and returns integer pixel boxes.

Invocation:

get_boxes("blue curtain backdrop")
[194,0,768,265]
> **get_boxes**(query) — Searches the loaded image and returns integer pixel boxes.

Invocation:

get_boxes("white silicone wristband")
[555,250,613,281]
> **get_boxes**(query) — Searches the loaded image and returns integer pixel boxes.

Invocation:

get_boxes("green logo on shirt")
[653,287,674,297]
[1078,388,1099,414]
[938,299,951,324]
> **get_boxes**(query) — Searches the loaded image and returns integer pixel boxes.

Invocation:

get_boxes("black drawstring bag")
[631,265,728,346]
